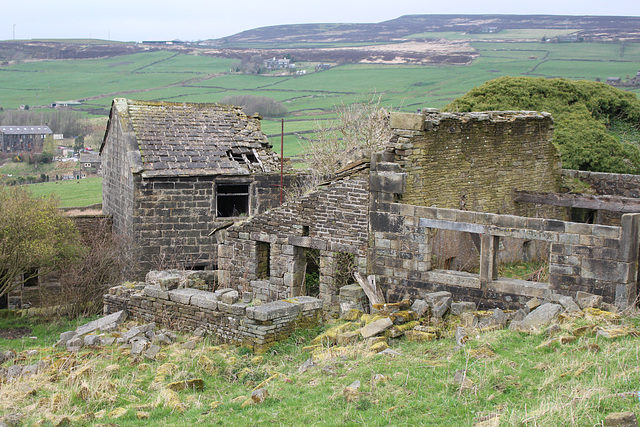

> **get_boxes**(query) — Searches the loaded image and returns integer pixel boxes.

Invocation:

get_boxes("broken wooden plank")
[354,272,385,310]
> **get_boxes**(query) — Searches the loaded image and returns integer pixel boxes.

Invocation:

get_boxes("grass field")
[26,177,102,208]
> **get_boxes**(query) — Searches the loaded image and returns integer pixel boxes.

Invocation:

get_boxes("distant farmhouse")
[79,151,101,176]
[0,125,52,153]
[100,99,293,273]
[264,57,295,70]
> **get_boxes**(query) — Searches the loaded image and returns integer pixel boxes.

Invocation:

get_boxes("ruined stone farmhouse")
[100,102,640,325]
[100,99,293,273]
[217,110,640,313]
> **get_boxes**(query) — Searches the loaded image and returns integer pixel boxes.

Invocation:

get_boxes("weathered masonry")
[100,99,291,274]
[218,162,370,316]
[217,110,640,312]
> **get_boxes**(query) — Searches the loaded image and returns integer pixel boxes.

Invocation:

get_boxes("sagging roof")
[0,126,52,135]
[102,98,281,178]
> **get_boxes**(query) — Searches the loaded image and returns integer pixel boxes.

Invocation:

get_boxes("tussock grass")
[1,312,640,425]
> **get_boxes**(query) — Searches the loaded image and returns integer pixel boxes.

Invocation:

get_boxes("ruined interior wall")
[218,173,370,314]
[391,111,563,218]
[562,169,640,225]
[103,285,322,352]
[371,201,638,308]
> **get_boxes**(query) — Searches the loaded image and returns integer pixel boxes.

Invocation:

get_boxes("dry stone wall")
[103,285,322,352]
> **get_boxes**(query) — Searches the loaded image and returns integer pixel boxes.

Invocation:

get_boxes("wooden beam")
[514,190,640,213]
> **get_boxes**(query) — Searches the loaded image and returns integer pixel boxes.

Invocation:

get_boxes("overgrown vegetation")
[219,95,288,118]
[445,77,640,174]
[301,96,391,176]
[0,187,82,299]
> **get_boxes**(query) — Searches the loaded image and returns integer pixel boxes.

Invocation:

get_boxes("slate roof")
[79,152,101,164]
[103,99,281,178]
[0,126,52,135]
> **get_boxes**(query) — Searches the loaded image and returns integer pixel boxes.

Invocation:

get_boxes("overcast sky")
[2,0,639,42]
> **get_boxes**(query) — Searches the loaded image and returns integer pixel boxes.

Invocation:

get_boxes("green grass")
[1,310,640,425]
[26,177,102,208]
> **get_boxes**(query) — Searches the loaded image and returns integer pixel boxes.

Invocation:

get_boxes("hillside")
[216,14,640,46]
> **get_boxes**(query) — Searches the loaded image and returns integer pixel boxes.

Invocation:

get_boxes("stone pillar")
[617,213,640,308]
[479,235,499,288]
[319,251,339,316]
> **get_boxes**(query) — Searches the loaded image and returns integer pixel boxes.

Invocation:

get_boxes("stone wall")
[103,285,322,352]
[218,172,370,314]
[109,171,291,274]
[389,111,563,217]
[565,169,640,198]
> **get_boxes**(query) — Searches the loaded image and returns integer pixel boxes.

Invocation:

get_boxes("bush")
[445,76,640,174]
[219,95,288,118]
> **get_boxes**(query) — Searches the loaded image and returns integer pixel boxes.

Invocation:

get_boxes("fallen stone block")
[410,299,429,318]
[360,317,393,338]
[432,296,452,320]
[424,291,452,307]
[576,291,603,310]
[75,310,127,337]
[558,296,581,314]
[509,303,563,332]
[451,301,476,316]
[604,411,638,427]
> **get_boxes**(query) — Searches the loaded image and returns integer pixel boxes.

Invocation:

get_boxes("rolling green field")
[1,39,639,161]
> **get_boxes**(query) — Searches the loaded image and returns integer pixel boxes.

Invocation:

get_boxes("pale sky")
[2,0,639,42]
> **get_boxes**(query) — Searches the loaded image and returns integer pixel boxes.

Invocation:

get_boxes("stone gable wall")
[101,116,135,238]
[389,111,563,217]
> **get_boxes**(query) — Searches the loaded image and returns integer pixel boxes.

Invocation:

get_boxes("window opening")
[216,183,249,217]
[571,208,596,224]
[23,268,39,288]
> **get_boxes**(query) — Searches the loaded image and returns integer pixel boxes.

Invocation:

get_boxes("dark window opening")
[23,268,39,288]
[302,225,310,236]
[0,293,7,310]
[216,184,249,217]
[571,208,596,224]
[257,242,270,280]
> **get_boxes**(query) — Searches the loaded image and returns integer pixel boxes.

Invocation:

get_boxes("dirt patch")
[0,327,32,339]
